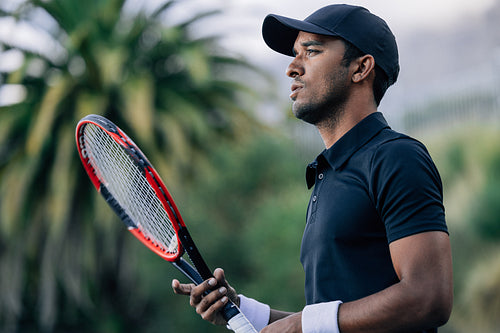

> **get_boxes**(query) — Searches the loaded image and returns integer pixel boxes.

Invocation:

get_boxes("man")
[172,4,453,332]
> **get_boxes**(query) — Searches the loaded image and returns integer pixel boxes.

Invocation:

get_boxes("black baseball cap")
[262,4,400,86]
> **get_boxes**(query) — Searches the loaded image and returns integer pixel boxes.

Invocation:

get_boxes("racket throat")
[173,258,204,285]
[177,226,213,280]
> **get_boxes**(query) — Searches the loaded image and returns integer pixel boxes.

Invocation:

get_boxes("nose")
[286,57,303,78]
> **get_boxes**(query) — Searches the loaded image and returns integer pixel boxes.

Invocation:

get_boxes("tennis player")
[173,4,453,333]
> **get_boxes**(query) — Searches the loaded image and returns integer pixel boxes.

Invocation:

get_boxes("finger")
[196,286,227,312]
[171,279,194,295]
[202,295,229,322]
[190,277,218,305]
[213,268,238,305]
[213,268,226,286]
[197,289,230,322]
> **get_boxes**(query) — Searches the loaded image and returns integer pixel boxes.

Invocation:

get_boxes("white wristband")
[302,300,343,333]
[230,294,270,332]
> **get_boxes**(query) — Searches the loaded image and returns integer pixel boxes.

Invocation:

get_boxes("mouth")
[290,81,303,100]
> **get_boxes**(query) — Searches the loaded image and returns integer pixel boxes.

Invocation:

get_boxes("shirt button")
[312,195,317,202]
[318,173,324,180]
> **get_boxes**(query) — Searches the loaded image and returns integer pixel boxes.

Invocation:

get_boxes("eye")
[306,48,320,56]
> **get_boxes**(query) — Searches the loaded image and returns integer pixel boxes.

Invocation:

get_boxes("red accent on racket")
[76,114,257,333]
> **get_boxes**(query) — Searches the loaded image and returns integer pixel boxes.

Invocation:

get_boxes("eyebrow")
[292,40,324,56]
[301,40,324,47]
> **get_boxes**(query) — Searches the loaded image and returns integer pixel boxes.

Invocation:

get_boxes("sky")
[1,0,498,112]
[163,0,497,63]
[159,0,498,126]
[2,0,497,74]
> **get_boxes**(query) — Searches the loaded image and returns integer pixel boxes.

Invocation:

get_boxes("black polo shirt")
[300,112,448,310]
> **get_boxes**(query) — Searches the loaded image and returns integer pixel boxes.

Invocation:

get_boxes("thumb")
[171,279,195,295]
[213,268,239,305]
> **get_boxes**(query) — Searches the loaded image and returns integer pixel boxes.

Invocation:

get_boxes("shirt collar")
[306,112,390,189]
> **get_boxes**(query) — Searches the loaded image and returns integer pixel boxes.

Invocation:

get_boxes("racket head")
[76,114,186,262]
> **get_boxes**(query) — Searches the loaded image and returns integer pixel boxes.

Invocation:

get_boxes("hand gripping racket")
[76,114,258,333]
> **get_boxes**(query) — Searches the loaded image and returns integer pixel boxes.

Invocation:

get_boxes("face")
[286,31,351,125]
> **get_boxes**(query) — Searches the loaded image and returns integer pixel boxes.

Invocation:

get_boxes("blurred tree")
[458,252,500,333]
[468,151,500,241]
[0,0,263,331]
[427,126,500,333]
[151,130,311,333]
[181,131,309,298]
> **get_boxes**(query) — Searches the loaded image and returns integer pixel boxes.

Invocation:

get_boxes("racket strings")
[83,124,178,254]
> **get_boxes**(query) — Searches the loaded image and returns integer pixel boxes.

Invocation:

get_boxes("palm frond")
[0,0,268,331]
[176,9,222,30]
[149,0,176,19]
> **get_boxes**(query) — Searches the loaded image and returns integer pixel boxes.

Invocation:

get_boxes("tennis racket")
[76,114,257,333]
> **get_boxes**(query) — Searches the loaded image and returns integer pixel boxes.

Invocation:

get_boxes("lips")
[290,81,304,100]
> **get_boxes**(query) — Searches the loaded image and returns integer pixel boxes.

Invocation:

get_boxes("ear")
[351,55,375,83]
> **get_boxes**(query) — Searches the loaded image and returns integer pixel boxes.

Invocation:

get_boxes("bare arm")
[261,231,453,333]
[269,309,294,323]
[173,231,452,332]
[338,231,453,332]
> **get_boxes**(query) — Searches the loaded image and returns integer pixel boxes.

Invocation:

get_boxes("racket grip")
[227,311,259,333]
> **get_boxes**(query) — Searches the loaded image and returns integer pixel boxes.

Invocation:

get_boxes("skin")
[172,31,453,332]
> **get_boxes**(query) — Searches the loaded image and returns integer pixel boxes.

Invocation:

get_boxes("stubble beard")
[292,66,350,128]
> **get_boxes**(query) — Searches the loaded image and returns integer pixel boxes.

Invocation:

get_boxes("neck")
[317,102,377,149]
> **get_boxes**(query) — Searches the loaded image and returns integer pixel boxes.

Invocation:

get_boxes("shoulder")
[374,128,427,153]
[370,129,435,170]
[367,131,447,242]
[367,128,443,201]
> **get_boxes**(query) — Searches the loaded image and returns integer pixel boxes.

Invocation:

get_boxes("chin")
[293,103,320,125]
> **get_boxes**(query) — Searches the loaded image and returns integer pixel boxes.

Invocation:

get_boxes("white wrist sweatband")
[302,300,343,333]
[230,294,270,332]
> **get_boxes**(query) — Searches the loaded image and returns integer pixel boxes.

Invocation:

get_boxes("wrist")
[302,300,343,333]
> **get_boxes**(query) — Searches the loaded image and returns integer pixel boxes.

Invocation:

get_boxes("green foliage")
[179,132,309,308]
[437,140,467,187]
[469,179,500,240]
[454,249,500,333]
[4,0,498,331]
[122,131,311,333]
[430,127,500,240]
[426,126,500,332]
[0,0,265,331]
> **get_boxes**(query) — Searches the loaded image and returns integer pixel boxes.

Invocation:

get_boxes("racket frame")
[76,115,187,262]
[76,114,253,331]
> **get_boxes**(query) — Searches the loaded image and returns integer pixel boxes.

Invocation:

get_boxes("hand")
[261,312,302,333]
[172,268,239,326]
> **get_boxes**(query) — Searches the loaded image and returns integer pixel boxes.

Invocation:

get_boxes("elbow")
[421,284,454,328]
[437,289,454,326]
[429,296,453,327]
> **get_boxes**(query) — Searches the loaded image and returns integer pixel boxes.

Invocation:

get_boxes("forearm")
[245,283,447,333]
[257,283,445,333]
[237,296,302,333]
[269,309,295,323]
[338,280,450,333]
[338,232,453,332]
[250,232,452,333]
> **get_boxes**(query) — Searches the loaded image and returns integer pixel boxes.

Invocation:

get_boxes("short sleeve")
[370,138,448,243]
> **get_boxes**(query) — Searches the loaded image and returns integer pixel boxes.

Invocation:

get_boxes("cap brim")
[262,14,337,56]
